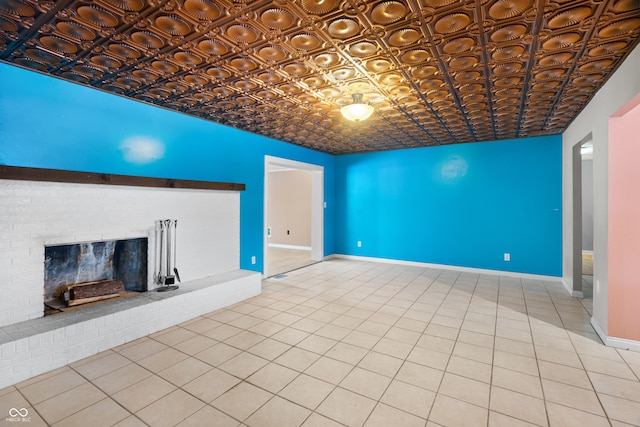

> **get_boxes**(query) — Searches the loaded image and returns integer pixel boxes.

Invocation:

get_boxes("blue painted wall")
[335,136,562,276]
[0,63,336,273]
[1,63,563,277]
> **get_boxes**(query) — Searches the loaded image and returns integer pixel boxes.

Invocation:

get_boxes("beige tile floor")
[2,259,640,427]
[266,246,316,278]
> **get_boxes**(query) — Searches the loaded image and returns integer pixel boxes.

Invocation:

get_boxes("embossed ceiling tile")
[129,31,165,49]
[442,37,476,53]
[588,41,627,57]
[228,57,257,71]
[578,58,614,72]
[56,21,96,41]
[412,65,439,78]
[258,45,288,61]
[534,68,566,80]
[290,33,322,50]
[366,58,393,72]
[547,7,593,29]
[493,76,522,86]
[611,0,640,13]
[400,48,430,64]
[91,54,122,69]
[388,28,422,47]
[261,8,296,30]
[378,72,403,85]
[493,61,523,74]
[598,18,640,38]
[314,52,339,67]
[541,32,582,50]
[491,24,527,42]
[207,67,231,80]
[182,0,222,20]
[488,0,533,20]
[434,13,472,34]
[349,41,378,57]
[492,45,525,60]
[39,36,78,54]
[109,43,141,59]
[226,24,260,43]
[197,39,229,55]
[448,55,478,69]
[454,70,482,82]
[537,51,572,66]
[76,5,120,28]
[328,18,360,39]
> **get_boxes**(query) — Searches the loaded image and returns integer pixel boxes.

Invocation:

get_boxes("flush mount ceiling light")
[340,93,374,122]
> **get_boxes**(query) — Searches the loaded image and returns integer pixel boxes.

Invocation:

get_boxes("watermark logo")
[6,408,31,423]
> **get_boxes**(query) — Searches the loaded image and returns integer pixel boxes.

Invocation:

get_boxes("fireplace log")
[62,279,125,306]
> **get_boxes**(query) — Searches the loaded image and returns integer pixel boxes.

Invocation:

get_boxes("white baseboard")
[561,278,584,298]
[268,243,312,250]
[591,317,640,352]
[331,254,562,282]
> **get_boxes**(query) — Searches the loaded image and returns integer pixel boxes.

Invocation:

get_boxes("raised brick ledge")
[0,270,261,389]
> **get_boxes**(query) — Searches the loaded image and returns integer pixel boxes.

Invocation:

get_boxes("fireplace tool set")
[156,219,181,292]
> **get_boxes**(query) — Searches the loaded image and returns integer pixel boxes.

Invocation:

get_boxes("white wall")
[0,179,240,327]
[562,43,640,335]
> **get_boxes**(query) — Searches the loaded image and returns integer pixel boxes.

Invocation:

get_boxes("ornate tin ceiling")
[1,0,639,154]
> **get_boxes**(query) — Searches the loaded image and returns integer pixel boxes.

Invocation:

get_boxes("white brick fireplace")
[0,173,261,388]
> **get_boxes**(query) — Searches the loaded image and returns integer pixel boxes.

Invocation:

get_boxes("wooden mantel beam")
[0,165,245,191]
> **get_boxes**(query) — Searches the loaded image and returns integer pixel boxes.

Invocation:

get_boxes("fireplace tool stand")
[156,219,181,292]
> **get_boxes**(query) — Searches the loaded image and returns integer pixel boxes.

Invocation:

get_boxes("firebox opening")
[44,237,148,315]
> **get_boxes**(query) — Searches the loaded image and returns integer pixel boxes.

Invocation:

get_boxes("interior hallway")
[1,259,639,426]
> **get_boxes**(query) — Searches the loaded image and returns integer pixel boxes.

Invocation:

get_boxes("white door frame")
[264,155,324,277]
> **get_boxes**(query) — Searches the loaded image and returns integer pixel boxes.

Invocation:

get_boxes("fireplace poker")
[173,219,181,283]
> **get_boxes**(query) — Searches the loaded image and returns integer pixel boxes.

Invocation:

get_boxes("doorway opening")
[264,156,324,278]
[571,133,593,298]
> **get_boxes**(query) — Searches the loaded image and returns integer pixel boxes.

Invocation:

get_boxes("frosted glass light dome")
[340,94,374,121]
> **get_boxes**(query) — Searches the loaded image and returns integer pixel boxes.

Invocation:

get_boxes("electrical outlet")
[504,253,510,262]
[357,241,362,248]
[251,256,256,265]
